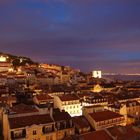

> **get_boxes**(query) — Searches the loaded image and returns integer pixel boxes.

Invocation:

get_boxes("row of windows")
[32,136,53,140]
[11,126,54,139]
[69,110,80,114]
[63,105,80,110]
[86,99,106,103]
[96,118,124,126]
[63,101,80,105]
[127,107,140,112]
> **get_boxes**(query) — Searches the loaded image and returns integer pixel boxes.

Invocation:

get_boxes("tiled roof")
[36,94,53,101]
[9,114,53,129]
[72,116,90,129]
[10,103,38,114]
[84,105,103,109]
[53,109,71,121]
[77,93,91,98]
[79,130,113,140]
[59,94,79,101]
[89,110,123,122]
[107,126,140,140]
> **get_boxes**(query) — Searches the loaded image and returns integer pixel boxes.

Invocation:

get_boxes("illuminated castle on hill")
[0,55,11,72]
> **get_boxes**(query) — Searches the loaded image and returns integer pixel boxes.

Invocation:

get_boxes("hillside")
[0,52,37,67]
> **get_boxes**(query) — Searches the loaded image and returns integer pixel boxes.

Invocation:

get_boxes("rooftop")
[89,110,123,122]
[59,94,79,102]
[53,109,71,121]
[77,92,91,98]
[9,114,53,129]
[72,116,90,129]
[10,103,38,114]
[107,126,140,140]
[36,94,53,101]
[79,130,113,140]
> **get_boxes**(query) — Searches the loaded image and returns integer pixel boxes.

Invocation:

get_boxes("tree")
[12,58,21,68]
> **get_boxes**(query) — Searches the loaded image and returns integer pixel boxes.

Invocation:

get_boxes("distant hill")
[0,52,38,67]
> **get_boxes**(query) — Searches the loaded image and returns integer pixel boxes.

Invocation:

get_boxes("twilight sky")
[0,0,140,73]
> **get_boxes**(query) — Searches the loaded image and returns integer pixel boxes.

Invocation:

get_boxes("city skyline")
[0,0,140,73]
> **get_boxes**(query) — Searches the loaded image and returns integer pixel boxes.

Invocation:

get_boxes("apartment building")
[83,106,126,130]
[54,94,81,116]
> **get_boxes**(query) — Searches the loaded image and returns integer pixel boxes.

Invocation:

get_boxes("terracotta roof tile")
[77,93,91,98]
[53,109,71,121]
[107,126,140,140]
[9,114,53,129]
[89,110,123,122]
[79,130,113,140]
[10,104,38,114]
[36,94,53,101]
[72,116,90,129]
[59,94,79,101]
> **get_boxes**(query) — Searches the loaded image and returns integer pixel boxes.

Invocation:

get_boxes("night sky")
[0,0,140,73]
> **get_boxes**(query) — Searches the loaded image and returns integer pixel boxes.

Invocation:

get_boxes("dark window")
[33,130,37,135]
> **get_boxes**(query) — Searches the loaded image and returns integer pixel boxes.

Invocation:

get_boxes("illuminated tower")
[92,71,102,78]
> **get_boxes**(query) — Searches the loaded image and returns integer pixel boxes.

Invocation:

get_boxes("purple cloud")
[0,0,140,73]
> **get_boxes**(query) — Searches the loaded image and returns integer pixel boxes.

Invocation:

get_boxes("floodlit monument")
[92,70,102,78]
